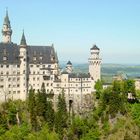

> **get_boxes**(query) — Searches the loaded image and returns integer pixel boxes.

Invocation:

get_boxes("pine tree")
[46,100,55,129]
[94,80,103,99]
[36,83,47,119]
[55,89,68,135]
[28,88,37,131]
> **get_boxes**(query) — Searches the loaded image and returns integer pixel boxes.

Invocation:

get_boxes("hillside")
[60,63,140,83]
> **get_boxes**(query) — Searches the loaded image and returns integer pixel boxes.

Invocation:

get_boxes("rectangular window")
[3,56,7,61]
[0,85,4,88]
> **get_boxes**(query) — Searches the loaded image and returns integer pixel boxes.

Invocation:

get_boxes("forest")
[0,80,140,140]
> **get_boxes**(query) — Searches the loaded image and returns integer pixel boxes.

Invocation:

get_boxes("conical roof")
[20,31,27,46]
[67,60,72,65]
[4,10,11,27]
[90,44,100,50]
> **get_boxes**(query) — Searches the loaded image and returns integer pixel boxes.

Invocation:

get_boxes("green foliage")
[130,103,140,127]
[100,80,128,118]
[36,83,47,119]
[55,89,68,136]
[125,79,135,95]
[45,101,55,129]
[95,80,103,99]
[0,78,140,140]
[0,123,30,140]
[136,90,140,98]
[28,88,38,131]
[81,129,100,140]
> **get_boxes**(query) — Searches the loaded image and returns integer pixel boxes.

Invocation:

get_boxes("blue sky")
[0,0,140,64]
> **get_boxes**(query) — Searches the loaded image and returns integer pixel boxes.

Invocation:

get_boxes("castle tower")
[1,10,12,43]
[88,44,101,82]
[66,61,73,74]
[19,31,28,100]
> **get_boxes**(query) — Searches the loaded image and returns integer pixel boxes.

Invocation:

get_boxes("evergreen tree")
[46,100,55,130]
[55,89,68,136]
[126,79,135,96]
[28,88,37,131]
[94,80,103,99]
[112,80,122,94]
[36,83,47,119]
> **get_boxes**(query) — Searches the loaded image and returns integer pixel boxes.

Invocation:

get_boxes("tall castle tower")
[19,31,28,100]
[88,44,101,82]
[1,10,12,43]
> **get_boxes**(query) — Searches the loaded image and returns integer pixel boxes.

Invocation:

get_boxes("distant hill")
[60,62,140,82]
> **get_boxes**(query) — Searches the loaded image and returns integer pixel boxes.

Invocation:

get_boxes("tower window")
[33,57,36,61]
[3,56,7,61]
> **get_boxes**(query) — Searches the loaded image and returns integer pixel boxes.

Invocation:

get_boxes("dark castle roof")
[20,31,27,46]
[0,43,19,64]
[67,60,72,65]
[0,43,58,64]
[69,73,90,78]
[4,10,11,27]
[90,44,100,50]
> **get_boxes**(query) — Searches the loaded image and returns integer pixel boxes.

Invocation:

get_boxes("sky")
[0,0,140,64]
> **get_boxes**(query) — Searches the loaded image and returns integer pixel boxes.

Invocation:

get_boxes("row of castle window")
[69,78,89,81]
[60,89,89,92]
[0,77,20,82]
[0,71,20,75]
[72,89,89,92]
[0,64,54,69]
[30,64,52,68]
[9,91,20,94]
[0,84,20,88]
[0,70,51,75]
[0,64,20,68]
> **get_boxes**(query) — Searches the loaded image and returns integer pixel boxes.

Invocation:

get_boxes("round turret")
[66,60,73,74]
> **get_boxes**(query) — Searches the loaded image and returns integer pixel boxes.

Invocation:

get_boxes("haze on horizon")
[0,0,140,64]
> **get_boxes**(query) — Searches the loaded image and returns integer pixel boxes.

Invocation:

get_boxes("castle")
[0,11,101,113]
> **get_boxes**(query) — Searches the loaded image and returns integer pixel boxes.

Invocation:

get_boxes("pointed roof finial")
[6,7,8,16]
[4,7,10,27]
[20,30,27,46]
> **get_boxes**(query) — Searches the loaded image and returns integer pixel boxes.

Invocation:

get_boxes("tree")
[94,80,103,99]
[36,83,47,119]
[55,89,68,136]
[28,88,38,131]
[112,80,122,94]
[126,79,135,96]
[45,100,55,130]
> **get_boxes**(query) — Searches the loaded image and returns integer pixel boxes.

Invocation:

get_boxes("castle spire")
[20,30,27,46]
[2,9,12,43]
